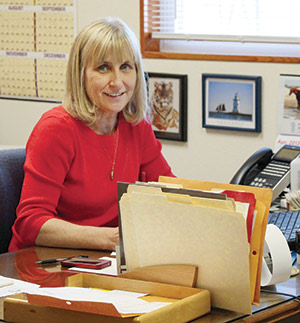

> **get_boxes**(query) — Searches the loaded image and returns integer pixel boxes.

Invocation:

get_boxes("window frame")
[140,0,300,63]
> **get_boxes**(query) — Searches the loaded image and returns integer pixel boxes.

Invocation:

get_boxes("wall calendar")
[0,0,76,101]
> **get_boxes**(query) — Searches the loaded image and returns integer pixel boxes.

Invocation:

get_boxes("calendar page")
[0,0,76,101]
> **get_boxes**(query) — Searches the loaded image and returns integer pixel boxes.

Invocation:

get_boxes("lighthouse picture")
[202,74,261,132]
[232,93,240,114]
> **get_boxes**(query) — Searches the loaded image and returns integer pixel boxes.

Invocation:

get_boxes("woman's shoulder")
[27,106,78,151]
[36,105,76,130]
[41,105,72,122]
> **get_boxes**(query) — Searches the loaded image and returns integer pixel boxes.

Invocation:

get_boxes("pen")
[35,258,66,265]
[35,255,88,265]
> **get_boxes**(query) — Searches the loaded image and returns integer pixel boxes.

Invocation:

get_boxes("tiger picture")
[150,81,179,131]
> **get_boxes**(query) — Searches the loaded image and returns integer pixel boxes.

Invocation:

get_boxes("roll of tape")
[261,224,292,286]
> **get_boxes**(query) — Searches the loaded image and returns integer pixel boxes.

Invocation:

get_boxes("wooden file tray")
[4,268,210,323]
[118,264,198,287]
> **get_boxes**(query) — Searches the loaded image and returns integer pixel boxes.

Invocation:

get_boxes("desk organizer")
[4,271,210,323]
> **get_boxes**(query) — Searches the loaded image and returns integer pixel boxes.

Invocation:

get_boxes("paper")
[190,196,236,210]
[0,275,39,298]
[218,190,257,243]
[261,224,292,286]
[26,286,171,314]
[141,181,183,188]
[159,176,273,211]
[0,276,13,288]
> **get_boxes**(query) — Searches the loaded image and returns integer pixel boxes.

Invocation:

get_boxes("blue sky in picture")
[208,80,254,115]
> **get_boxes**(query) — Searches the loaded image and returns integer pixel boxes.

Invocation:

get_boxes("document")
[216,189,257,243]
[26,287,171,315]
[0,275,39,298]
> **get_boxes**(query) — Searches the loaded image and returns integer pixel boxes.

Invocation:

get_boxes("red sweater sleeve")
[11,113,75,249]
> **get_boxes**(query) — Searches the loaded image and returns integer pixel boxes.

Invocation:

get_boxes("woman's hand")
[98,227,119,251]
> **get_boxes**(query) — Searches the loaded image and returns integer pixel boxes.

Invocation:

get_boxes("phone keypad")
[250,161,290,188]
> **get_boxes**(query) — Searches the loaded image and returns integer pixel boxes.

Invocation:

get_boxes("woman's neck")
[90,113,119,135]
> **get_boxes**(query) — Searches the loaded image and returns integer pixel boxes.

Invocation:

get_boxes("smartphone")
[61,257,111,269]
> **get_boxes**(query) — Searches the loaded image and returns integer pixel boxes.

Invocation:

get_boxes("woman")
[9,17,174,252]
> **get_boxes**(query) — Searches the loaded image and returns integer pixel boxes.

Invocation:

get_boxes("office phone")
[230,145,300,201]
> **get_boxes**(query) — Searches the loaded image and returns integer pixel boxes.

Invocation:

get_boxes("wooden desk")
[1,247,300,322]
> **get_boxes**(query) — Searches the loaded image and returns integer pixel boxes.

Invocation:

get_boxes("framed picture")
[278,74,300,136]
[147,72,187,141]
[202,74,262,132]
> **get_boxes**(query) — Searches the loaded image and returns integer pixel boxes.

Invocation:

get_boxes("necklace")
[110,127,119,180]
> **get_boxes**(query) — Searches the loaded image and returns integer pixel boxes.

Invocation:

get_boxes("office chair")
[0,148,25,254]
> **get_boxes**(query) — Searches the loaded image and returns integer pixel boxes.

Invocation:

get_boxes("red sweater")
[9,106,174,251]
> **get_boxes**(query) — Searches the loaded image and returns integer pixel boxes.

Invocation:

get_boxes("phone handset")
[230,147,273,185]
[231,145,300,202]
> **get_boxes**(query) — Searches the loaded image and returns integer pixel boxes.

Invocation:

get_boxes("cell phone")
[61,257,111,269]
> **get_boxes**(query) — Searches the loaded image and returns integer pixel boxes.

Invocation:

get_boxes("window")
[141,0,300,63]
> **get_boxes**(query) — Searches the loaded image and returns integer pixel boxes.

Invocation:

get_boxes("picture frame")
[202,74,262,132]
[278,74,300,136]
[147,72,187,141]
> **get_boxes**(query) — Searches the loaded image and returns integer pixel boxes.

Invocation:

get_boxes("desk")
[1,246,300,322]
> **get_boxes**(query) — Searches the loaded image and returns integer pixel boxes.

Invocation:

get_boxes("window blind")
[144,0,300,44]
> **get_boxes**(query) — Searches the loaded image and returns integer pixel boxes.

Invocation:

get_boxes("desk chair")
[0,149,25,254]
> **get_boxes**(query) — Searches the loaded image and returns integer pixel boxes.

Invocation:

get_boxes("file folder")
[159,176,273,306]
[118,178,273,314]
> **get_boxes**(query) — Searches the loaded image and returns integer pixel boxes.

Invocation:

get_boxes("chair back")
[0,149,25,254]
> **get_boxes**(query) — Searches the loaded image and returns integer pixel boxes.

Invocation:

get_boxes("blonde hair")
[63,17,149,125]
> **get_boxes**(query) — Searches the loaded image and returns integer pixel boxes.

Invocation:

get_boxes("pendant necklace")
[110,127,119,180]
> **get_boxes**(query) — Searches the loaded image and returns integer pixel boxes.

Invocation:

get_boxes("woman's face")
[84,50,137,116]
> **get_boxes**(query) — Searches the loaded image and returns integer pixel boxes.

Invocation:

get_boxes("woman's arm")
[35,218,119,251]
[11,108,120,251]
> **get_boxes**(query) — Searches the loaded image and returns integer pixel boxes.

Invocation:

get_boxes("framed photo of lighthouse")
[202,74,262,132]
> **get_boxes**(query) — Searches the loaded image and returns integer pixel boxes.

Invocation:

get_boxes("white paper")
[26,286,171,314]
[0,275,40,298]
[261,224,292,286]
[0,276,13,287]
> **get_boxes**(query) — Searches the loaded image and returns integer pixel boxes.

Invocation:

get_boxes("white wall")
[1,0,300,183]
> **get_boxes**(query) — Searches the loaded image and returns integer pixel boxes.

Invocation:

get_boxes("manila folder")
[120,191,252,314]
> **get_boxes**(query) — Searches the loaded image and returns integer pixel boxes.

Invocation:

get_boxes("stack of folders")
[118,177,273,315]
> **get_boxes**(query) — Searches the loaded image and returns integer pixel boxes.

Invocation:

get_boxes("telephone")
[230,145,300,201]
